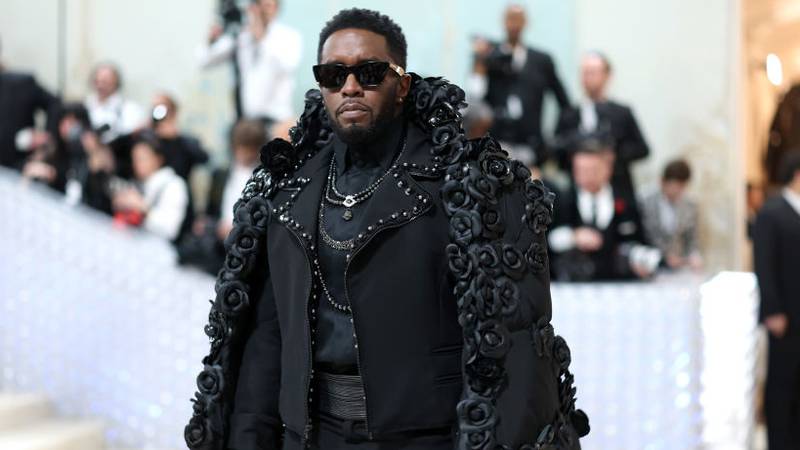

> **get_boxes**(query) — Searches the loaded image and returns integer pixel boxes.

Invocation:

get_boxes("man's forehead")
[320,28,391,64]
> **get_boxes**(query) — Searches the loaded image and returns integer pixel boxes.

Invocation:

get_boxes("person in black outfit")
[554,51,649,197]
[548,138,660,281]
[0,42,59,171]
[184,8,588,450]
[149,93,209,180]
[754,151,800,450]
[470,4,569,166]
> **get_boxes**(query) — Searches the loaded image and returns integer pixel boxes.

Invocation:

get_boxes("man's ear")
[397,74,412,103]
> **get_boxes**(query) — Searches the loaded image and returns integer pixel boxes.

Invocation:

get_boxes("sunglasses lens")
[313,64,347,88]
[354,62,390,86]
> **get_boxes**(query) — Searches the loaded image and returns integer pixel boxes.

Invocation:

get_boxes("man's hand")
[208,24,224,44]
[113,188,147,213]
[574,227,603,252]
[765,313,789,339]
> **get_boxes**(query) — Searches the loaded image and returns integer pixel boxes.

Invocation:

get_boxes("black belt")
[316,372,368,421]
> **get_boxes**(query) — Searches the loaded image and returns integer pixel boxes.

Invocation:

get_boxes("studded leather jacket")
[185,74,589,450]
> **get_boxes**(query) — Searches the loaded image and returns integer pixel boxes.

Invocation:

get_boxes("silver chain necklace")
[318,201,355,251]
[325,132,407,221]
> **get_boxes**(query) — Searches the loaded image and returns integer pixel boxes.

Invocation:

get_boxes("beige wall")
[574,0,744,270]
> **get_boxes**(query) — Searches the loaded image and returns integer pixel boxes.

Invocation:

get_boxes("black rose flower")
[526,242,548,273]
[441,137,469,165]
[478,150,514,186]
[468,355,504,389]
[432,123,459,149]
[495,276,520,317]
[450,209,482,247]
[481,207,505,239]
[259,138,296,176]
[216,280,250,316]
[512,160,532,182]
[524,201,553,235]
[475,244,502,276]
[204,306,226,342]
[463,169,498,205]
[532,317,555,358]
[414,87,433,112]
[214,268,237,294]
[447,244,477,281]
[456,396,496,428]
[500,244,527,279]
[457,292,479,330]
[472,273,501,319]
[234,196,271,229]
[184,415,211,448]
[196,364,224,399]
[224,224,261,258]
[571,409,591,437]
[441,179,474,215]
[553,336,572,372]
[524,178,548,202]
[477,320,511,359]
[222,248,255,278]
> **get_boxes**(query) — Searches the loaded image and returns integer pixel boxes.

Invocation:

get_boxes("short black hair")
[662,159,692,182]
[778,150,800,185]
[317,8,407,68]
[132,131,165,160]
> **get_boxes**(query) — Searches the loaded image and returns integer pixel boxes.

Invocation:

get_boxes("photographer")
[149,93,208,181]
[197,0,301,123]
[84,62,145,144]
[468,3,570,167]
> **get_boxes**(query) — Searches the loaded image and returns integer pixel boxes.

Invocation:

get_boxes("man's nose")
[340,73,363,97]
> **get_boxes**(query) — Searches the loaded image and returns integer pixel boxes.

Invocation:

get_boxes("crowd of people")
[0,1,704,281]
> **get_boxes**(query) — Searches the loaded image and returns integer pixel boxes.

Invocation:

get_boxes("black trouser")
[765,334,800,450]
[282,413,453,450]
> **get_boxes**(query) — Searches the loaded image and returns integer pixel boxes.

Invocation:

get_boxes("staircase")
[0,393,105,450]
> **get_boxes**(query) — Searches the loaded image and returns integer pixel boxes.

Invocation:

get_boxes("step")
[0,419,105,450]
[0,393,51,431]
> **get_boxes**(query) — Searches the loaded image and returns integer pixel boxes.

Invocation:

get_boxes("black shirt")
[314,118,406,374]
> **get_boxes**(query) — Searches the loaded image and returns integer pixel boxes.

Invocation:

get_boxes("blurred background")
[0,0,798,448]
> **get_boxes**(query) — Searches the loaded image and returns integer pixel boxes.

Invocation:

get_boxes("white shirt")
[784,187,800,217]
[549,184,615,252]
[84,92,145,142]
[579,99,598,133]
[197,22,302,121]
[142,166,189,241]
[221,163,257,225]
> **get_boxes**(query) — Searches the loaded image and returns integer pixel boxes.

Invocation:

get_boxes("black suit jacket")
[0,71,58,169]
[555,100,650,196]
[550,184,646,281]
[754,195,800,333]
[484,46,569,161]
[186,78,588,450]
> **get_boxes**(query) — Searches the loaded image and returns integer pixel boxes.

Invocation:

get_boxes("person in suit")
[548,138,660,281]
[184,8,588,450]
[639,159,702,270]
[754,151,800,450]
[554,51,650,197]
[468,3,570,166]
[0,38,59,171]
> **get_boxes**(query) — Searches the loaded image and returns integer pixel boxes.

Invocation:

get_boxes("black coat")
[754,194,800,332]
[185,76,588,450]
[0,71,59,170]
[555,100,650,196]
[484,46,570,162]
[550,184,646,281]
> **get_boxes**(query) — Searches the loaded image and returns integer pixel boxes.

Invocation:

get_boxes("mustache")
[336,101,371,115]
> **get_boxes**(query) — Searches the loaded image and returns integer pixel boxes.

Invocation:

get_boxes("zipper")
[342,207,429,439]
[282,219,315,446]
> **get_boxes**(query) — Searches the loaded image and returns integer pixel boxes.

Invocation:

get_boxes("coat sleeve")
[616,106,650,164]
[227,275,283,450]
[753,207,784,321]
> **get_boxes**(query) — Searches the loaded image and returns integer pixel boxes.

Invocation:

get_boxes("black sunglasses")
[312,60,406,89]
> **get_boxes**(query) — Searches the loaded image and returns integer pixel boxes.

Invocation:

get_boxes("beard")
[329,94,398,148]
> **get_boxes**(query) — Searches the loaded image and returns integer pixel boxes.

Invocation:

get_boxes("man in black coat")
[554,52,649,197]
[0,45,59,170]
[185,8,588,450]
[471,4,570,166]
[548,139,660,281]
[754,151,800,450]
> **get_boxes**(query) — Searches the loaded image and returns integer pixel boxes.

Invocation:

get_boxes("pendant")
[343,195,356,208]
[342,209,353,221]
